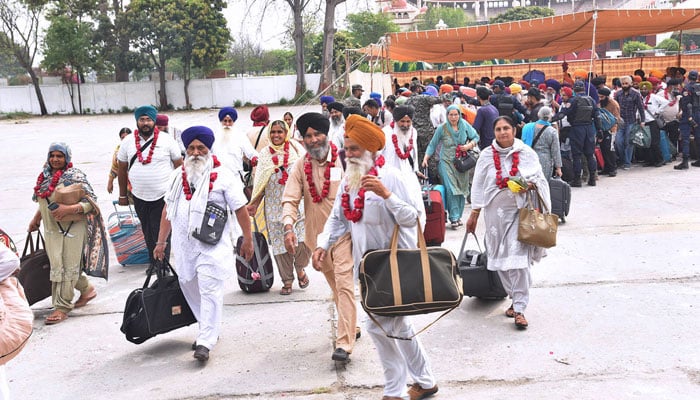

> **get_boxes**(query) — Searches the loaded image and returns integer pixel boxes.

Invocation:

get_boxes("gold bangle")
[471,209,481,214]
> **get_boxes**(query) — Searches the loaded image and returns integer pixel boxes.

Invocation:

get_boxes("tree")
[318,0,346,93]
[656,38,680,52]
[285,0,314,95]
[42,14,94,114]
[307,30,356,75]
[93,0,147,82]
[346,11,398,47]
[0,0,48,115]
[622,40,652,56]
[171,0,230,108]
[125,0,182,110]
[0,35,25,79]
[417,6,470,31]
[489,6,554,24]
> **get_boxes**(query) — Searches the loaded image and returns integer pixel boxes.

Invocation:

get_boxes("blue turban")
[218,107,238,122]
[134,105,157,122]
[181,126,215,149]
[493,80,505,90]
[320,95,335,105]
[369,92,382,107]
[545,79,561,92]
[48,142,72,165]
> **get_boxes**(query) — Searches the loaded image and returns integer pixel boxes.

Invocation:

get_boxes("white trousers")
[0,365,9,400]
[498,268,531,313]
[366,315,436,398]
[179,272,224,350]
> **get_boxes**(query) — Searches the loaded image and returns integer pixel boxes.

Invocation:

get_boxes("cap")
[351,84,364,92]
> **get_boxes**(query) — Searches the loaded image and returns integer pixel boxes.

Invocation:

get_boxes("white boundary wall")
[0,74,325,115]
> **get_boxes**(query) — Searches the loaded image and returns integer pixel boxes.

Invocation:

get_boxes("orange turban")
[440,84,453,94]
[344,114,385,152]
[649,69,665,78]
[573,69,588,79]
[633,75,642,83]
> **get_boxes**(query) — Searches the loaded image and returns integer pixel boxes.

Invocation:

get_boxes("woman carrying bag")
[466,116,550,329]
[422,104,479,229]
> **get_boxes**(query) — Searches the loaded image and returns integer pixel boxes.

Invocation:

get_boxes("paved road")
[1,109,699,399]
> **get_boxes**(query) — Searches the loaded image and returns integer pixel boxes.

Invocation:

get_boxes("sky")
[222,0,375,50]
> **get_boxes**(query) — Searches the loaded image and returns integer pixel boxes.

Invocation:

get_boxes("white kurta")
[381,125,419,175]
[212,128,259,176]
[318,164,435,398]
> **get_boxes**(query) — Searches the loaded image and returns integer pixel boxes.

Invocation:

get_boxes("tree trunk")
[318,0,345,93]
[158,52,168,110]
[112,0,129,82]
[77,68,83,114]
[183,60,191,109]
[292,2,306,96]
[25,66,48,115]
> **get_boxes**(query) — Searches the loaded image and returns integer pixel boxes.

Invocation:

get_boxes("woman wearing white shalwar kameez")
[467,116,550,329]
[155,126,253,362]
[316,115,438,400]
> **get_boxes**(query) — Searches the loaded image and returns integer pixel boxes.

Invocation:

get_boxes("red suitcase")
[423,190,446,246]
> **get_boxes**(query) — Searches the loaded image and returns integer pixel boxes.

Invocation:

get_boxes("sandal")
[450,221,460,230]
[505,304,515,318]
[74,286,97,308]
[280,286,292,295]
[514,312,529,329]
[298,272,310,289]
[45,310,68,325]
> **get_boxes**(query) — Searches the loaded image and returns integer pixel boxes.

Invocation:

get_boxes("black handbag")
[18,231,51,306]
[359,219,462,339]
[120,260,196,344]
[456,232,506,299]
[453,150,479,172]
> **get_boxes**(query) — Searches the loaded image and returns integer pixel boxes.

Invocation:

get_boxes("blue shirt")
[473,103,498,150]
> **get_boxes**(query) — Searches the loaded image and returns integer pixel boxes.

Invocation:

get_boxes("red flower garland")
[182,156,221,201]
[492,145,519,189]
[270,141,290,185]
[305,142,338,203]
[341,155,385,223]
[392,134,413,160]
[134,127,159,165]
[34,162,73,199]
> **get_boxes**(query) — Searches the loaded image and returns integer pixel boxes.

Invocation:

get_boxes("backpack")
[598,107,617,132]
[497,95,515,117]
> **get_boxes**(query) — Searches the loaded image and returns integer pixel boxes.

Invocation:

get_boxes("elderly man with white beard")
[212,107,259,177]
[154,126,254,363]
[327,101,346,150]
[315,115,438,400]
[381,105,422,178]
[281,112,358,363]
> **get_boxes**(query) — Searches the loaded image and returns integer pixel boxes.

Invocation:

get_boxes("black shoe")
[332,348,350,362]
[607,171,617,177]
[587,178,596,186]
[643,162,654,167]
[654,161,664,167]
[692,160,700,167]
[191,341,197,350]
[674,159,689,170]
[193,345,209,362]
[571,179,582,187]
[356,327,361,340]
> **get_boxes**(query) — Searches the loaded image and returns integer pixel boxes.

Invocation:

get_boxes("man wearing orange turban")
[315,115,438,400]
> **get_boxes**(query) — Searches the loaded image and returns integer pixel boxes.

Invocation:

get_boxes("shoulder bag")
[517,188,558,248]
[18,231,51,306]
[0,277,33,366]
[359,219,462,340]
[120,260,196,344]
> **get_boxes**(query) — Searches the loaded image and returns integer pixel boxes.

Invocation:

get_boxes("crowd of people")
[7,63,699,399]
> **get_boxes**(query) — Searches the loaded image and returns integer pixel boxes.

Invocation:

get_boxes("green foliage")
[489,6,554,24]
[225,36,293,76]
[0,35,24,78]
[656,38,680,52]
[234,100,242,107]
[418,6,470,30]
[622,40,652,56]
[41,15,94,75]
[279,97,289,106]
[306,30,358,74]
[346,11,398,47]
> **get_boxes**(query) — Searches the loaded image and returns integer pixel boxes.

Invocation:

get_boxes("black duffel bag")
[120,260,196,344]
[18,231,52,305]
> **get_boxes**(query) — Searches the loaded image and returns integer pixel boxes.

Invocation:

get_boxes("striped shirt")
[117,132,181,201]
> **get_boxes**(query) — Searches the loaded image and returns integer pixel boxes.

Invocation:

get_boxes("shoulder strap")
[129,137,154,171]
[531,125,548,148]
[254,126,265,149]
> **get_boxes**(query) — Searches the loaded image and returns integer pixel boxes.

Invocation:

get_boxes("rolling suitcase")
[457,232,506,299]
[549,177,571,223]
[421,178,446,246]
[107,201,150,266]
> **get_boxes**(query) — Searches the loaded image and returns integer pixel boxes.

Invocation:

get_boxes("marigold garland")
[341,155,385,223]
[34,162,73,199]
[305,142,338,203]
[182,156,221,201]
[134,127,160,165]
[270,141,290,184]
[392,134,413,160]
[492,145,519,189]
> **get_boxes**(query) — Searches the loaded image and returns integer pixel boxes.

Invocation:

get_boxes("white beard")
[185,154,210,187]
[330,116,344,129]
[345,151,375,192]
[395,126,411,148]
[219,126,234,147]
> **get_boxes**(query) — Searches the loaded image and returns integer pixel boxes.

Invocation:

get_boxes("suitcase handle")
[457,232,484,264]
[112,200,139,228]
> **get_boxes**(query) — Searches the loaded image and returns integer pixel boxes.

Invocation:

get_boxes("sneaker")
[193,345,209,362]
[622,165,631,170]
[407,383,439,400]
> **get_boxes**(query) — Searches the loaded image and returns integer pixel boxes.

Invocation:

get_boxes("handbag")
[359,219,462,339]
[654,113,667,129]
[517,189,558,248]
[18,231,52,306]
[120,260,196,344]
[631,123,651,148]
[453,150,479,172]
[0,277,33,366]
[456,232,507,299]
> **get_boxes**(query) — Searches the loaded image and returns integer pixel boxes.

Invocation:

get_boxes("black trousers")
[664,120,680,156]
[600,132,617,174]
[647,120,663,164]
[132,196,170,265]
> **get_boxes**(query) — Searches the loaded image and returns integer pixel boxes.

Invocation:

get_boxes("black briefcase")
[18,231,52,305]
[120,260,196,344]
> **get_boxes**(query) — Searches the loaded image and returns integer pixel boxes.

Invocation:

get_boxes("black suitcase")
[236,231,274,293]
[457,232,506,299]
[18,231,52,305]
[560,156,574,183]
[548,176,571,223]
[120,261,196,344]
